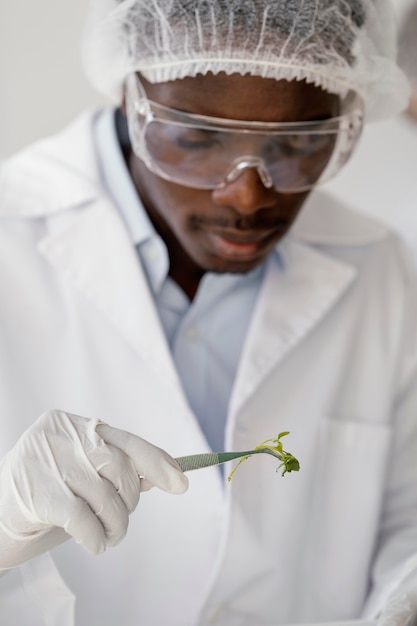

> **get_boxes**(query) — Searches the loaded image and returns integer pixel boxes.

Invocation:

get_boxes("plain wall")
[0,1,107,160]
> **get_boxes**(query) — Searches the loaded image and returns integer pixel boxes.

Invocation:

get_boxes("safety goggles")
[125,73,364,193]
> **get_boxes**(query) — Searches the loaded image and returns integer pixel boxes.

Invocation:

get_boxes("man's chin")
[199,251,272,275]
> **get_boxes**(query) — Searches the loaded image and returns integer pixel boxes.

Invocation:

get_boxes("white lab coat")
[0,110,417,626]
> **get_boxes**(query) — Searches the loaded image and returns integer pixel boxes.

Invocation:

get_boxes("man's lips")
[206,226,281,243]
[211,230,272,240]
[205,226,285,259]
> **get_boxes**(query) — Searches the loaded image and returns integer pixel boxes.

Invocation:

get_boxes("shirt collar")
[93,108,170,292]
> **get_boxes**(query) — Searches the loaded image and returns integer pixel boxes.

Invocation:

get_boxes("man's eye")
[268,134,333,157]
[176,130,219,150]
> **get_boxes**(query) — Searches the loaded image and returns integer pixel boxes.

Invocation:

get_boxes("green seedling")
[227,431,300,482]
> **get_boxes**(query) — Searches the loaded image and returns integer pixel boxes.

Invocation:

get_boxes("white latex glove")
[0,410,188,569]
[376,561,417,626]
[377,593,414,626]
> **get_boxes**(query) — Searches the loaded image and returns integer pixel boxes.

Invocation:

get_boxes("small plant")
[227,431,300,482]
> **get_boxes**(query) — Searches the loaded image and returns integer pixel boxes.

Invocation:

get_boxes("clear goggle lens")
[126,74,364,193]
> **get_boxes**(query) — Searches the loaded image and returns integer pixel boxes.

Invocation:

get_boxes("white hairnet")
[82,0,410,120]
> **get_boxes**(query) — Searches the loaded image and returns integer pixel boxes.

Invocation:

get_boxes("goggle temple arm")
[126,73,150,115]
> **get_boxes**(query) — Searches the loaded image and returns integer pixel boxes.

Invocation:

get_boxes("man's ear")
[115,101,131,151]
[407,91,417,122]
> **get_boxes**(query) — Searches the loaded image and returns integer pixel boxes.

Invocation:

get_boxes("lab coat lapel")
[229,238,357,415]
[2,110,181,394]
[38,197,183,393]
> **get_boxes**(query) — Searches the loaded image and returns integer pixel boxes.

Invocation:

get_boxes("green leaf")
[227,432,300,481]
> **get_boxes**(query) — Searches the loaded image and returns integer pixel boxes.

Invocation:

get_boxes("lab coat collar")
[38,196,185,400]
[291,188,388,245]
[228,237,357,419]
[227,190,386,417]
[0,111,187,392]
[0,110,101,218]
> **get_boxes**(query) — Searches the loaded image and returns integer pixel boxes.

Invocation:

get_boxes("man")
[0,1,416,625]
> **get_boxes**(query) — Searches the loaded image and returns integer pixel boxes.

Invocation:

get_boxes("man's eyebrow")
[155,99,340,126]
[304,113,336,122]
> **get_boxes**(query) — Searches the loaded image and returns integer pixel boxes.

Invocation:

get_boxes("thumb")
[96,423,188,494]
[377,592,412,626]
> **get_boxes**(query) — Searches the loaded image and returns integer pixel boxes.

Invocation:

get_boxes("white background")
[0,1,106,160]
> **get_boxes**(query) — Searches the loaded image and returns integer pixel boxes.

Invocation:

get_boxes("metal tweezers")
[174,448,283,472]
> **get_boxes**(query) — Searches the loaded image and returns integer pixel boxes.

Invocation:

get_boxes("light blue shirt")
[93,108,278,452]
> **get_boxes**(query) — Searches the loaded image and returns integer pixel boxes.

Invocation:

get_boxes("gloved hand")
[0,409,188,569]
[376,560,417,626]
[377,591,414,626]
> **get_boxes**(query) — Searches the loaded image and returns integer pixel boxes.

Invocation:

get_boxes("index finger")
[95,423,188,494]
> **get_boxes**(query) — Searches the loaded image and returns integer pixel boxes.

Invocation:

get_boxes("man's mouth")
[205,226,285,260]
[208,226,277,241]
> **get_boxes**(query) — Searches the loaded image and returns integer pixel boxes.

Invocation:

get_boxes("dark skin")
[123,72,340,300]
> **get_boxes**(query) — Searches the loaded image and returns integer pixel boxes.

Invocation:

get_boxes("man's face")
[126,72,339,287]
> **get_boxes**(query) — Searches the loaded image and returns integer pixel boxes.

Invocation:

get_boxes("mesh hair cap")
[82,0,410,121]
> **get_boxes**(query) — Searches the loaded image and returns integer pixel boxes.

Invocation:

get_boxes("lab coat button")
[145,244,160,261]
[206,606,228,623]
[186,325,198,340]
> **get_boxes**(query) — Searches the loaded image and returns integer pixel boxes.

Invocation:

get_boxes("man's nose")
[211,167,277,214]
